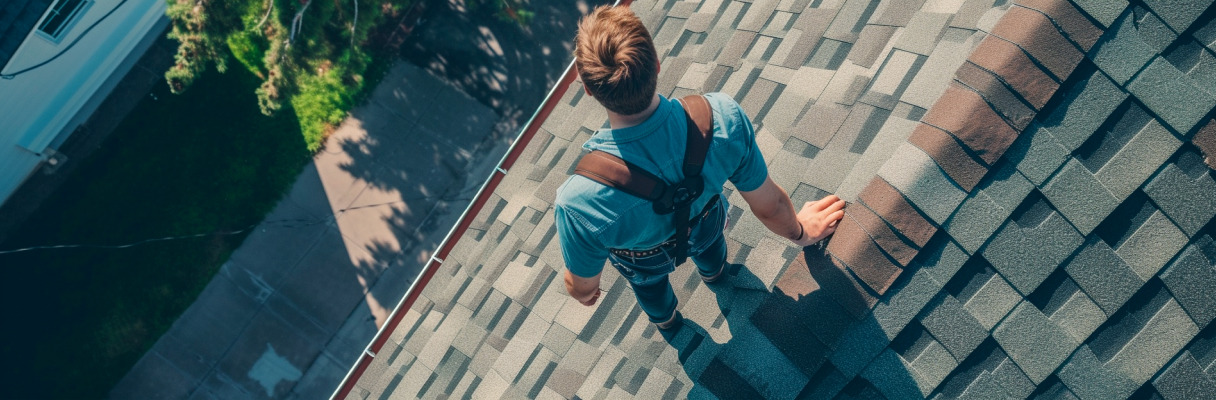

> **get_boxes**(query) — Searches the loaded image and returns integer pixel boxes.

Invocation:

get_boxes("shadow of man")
[658,244,927,400]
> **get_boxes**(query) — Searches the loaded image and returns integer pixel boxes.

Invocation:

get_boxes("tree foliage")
[164,0,411,150]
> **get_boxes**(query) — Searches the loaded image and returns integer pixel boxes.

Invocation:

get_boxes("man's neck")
[606,94,662,130]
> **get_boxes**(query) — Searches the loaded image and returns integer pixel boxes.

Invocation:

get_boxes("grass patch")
[0,63,310,398]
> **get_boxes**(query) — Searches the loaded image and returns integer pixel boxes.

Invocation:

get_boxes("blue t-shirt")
[554,93,769,278]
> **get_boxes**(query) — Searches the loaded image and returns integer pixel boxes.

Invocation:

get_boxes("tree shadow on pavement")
[401,0,611,138]
[661,244,927,399]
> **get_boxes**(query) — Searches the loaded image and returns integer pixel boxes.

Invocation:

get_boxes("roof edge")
[327,1,633,396]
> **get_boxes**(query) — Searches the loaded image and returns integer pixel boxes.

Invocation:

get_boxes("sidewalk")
[109,61,503,400]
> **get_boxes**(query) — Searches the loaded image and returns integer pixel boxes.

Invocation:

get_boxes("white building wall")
[0,0,168,205]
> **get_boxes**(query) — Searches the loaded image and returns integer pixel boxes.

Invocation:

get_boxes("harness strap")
[573,95,715,266]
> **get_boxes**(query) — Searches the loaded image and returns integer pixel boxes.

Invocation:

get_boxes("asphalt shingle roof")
[345,0,1216,398]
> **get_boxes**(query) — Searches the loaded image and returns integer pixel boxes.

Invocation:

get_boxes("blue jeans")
[608,198,728,323]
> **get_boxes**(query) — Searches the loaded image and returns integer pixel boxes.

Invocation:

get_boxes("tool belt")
[609,194,720,259]
[575,95,714,266]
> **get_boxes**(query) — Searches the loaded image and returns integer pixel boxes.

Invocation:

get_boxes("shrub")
[164,0,411,150]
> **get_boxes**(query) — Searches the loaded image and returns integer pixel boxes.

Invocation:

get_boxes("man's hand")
[579,289,602,306]
[740,177,846,247]
[794,194,845,246]
[564,270,603,306]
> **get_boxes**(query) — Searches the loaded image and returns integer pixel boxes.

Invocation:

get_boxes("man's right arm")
[739,177,844,247]
[554,203,609,306]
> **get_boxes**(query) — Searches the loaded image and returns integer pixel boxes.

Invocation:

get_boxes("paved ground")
[401,0,611,142]
[109,62,500,400]
[110,0,611,397]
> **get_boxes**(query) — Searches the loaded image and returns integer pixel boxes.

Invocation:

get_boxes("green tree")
[164,0,411,150]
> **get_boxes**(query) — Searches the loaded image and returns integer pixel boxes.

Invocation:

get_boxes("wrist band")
[794,224,805,241]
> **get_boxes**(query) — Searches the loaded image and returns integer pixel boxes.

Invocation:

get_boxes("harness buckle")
[653,176,705,215]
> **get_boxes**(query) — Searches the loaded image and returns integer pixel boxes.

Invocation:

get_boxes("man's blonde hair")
[574,6,658,115]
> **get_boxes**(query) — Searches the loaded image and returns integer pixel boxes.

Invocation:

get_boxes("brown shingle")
[826,214,904,294]
[967,35,1059,110]
[846,200,920,265]
[1194,119,1216,170]
[908,123,989,191]
[954,61,1037,129]
[1014,0,1103,52]
[802,247,880,319]
[857,177,937,248]
[990,6,1084,81]
[775,253,821,299]
[921,83,1021,165]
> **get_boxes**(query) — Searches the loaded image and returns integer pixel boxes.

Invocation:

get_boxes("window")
[37,0,91,42]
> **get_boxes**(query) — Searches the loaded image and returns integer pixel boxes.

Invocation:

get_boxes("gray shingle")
[737,0,781,32]
[1154,351,1216,400]
[919,293,988,362]
[917,235,970,286]
[894,12,953,56]
[1064,236,1144,316]
[717,323,808,400]
[1142,0,1211,33]
[822,0,880,43]
[781,8,840,68]
[873,269,945,339]
[1172,40,1216,98]
[1160,244,1216,329]
[983,210,1084,295]
[830,318,891,377]
[1071,0,1127,27]
[861,349,926,399]
[962,272,1021,330]
[877,142,968,224]
[949,0,995,30]
[848,25,898,68]
[1057,345,1141,400]
[1132,5,1179,54]
[974,162,1036,212]
[992,302,1078,384]
[1094,118,1181,201]
[1115,210,1188,281]
[1005,123,1070,186]
[1048,290,1107,344]
[1128,58,1216,135]
[908,339,958,396]
[835,115,918,201]
[1145,158,1216,235]
[1105,297,1200,384]
[1041,159,1119,235]
[946,190,1010,254]
[901,28,981,109]
[1039,70,1127,152]
[989,357,1037,399]
[872,0,928,27]
[1091,13,1159,85]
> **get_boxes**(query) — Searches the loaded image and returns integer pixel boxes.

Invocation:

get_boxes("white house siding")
[0,0,167,205]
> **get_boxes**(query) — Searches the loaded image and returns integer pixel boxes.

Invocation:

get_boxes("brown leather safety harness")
[573,95,716,266]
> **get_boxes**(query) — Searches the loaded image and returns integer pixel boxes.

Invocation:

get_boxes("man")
[555,5,845,330]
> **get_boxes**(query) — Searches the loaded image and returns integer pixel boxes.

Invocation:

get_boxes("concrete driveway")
[109,61,501,400]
